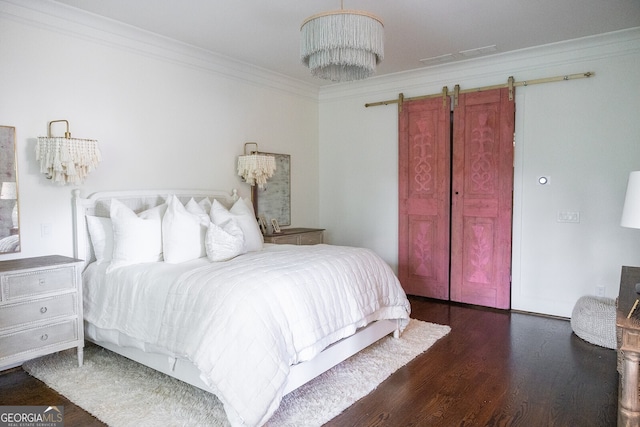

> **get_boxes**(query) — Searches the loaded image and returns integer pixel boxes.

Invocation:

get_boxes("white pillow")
[197,197,212,214]
[185,198,210,226]
[210,198,263,252]
[162,196,207,264]
[86,216,113,264]
[205,218,245,262]
[107,199,166,272]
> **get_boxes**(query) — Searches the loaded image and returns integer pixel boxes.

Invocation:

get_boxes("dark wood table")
[617,266,640,426]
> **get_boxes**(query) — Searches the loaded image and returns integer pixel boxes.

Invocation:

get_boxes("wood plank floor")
[0,296,618,426]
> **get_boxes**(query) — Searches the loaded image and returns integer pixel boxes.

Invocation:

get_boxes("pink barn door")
[398,96,451,299]
[450,88,515,309]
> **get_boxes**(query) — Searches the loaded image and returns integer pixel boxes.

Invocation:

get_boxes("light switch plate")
[557,211,580,223]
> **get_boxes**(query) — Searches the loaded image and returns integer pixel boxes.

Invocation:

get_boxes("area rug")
[23,319,450,426]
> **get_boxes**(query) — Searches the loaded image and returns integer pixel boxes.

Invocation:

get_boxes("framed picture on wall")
[253,153,291,228]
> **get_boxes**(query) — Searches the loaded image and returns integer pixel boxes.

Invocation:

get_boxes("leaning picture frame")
[0,125,20,253]
[257,215,268,234]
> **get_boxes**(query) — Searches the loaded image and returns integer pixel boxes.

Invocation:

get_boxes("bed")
[72,188,411,426]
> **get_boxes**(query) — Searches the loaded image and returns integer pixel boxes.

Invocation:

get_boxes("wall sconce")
[35,120,101,185]
[622,171,640,229]
[0,181,18,229]
[237,142,276,190]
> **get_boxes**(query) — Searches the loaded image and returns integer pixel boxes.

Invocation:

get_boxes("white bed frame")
[72,188,401,396]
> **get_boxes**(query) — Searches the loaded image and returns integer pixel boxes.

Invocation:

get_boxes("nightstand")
[263,228,325,245]
[0,255,84,370]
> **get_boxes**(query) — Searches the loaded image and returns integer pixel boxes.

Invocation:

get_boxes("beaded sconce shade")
[237,154,276,189]
[237,142,276,189]
[35,120,101,185]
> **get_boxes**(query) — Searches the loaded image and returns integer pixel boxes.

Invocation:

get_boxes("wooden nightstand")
[263,228,325,245]
[0,255,84,370]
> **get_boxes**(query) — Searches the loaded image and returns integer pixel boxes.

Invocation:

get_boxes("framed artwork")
[253,153,290,233]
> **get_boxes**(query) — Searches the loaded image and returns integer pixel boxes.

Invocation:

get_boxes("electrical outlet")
[41,223,52,238]
[596,285,605,297]
[557,211,580,223]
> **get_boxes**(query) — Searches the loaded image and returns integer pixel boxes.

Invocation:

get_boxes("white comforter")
[83,244,410,426]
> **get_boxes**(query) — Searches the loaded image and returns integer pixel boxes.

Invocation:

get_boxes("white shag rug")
[23,319,450,427]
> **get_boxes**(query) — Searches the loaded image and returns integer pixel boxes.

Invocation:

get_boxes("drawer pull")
[39,278,46,286]
[40,334,49,341]
[40,306,48,314]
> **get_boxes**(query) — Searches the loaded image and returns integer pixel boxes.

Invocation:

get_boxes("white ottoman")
[570,295,617,350]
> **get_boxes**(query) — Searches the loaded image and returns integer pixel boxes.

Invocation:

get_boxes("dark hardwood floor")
[330,297,618,427]
[0,296,617,426]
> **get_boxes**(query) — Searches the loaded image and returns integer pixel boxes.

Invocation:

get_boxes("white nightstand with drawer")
[0,255,84,370]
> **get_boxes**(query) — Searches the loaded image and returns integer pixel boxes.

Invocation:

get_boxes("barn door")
[449,88,515,309]
[398,96,451,299]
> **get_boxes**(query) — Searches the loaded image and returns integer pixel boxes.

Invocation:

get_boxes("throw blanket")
[83,244,411,426]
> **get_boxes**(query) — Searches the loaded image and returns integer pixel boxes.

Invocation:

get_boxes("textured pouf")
[571,296,617,350]
[571,295,617,349]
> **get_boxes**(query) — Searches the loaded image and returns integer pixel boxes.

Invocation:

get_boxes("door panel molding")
[450,88,514,309]
[398,96,451,299]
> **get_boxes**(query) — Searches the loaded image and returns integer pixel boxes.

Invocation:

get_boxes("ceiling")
[53,0,640,86]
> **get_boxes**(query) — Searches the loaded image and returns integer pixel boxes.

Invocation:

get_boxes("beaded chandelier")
[300,4,384,82]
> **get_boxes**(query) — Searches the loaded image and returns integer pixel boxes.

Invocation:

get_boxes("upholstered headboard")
[72,188,239,269]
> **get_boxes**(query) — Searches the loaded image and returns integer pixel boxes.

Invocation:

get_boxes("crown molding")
[0,0,320,100]
[319,27,640,102]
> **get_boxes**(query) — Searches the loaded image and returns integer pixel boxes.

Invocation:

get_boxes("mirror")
[253,153,290,234]
[0,126,20,253]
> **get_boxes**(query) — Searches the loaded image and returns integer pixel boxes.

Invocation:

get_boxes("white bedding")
[83,243,410,426]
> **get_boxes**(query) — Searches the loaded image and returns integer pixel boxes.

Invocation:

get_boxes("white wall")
[0,1,319,261]
[318,29,640,317]
[2,1,638,319]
